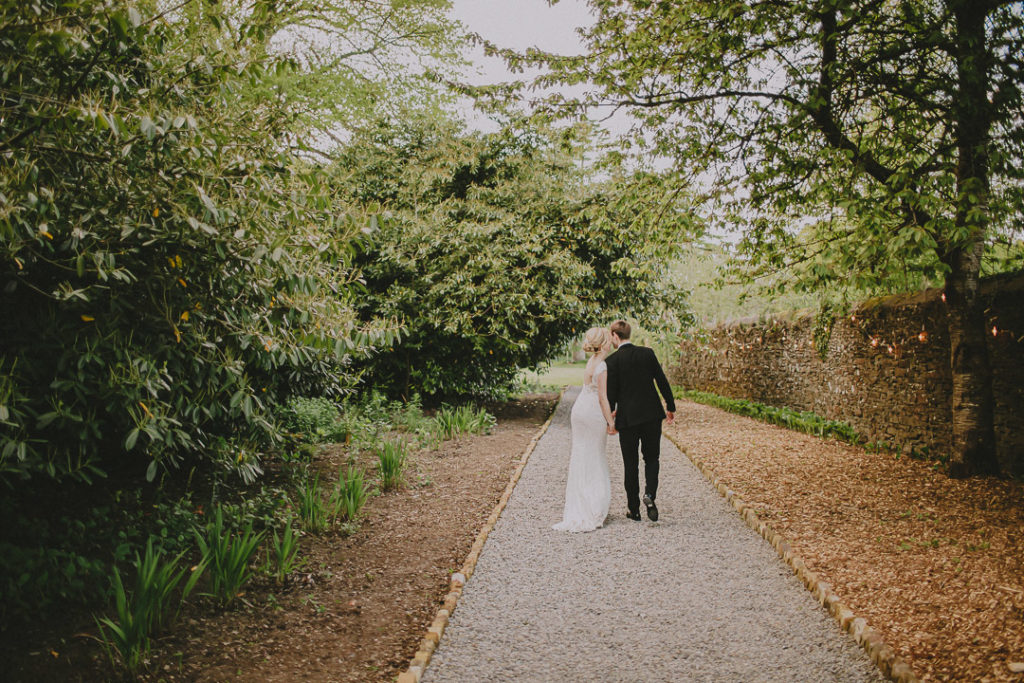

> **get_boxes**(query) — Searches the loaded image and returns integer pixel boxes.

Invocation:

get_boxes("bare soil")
[3,393,557,683]
[666,399,1024,682]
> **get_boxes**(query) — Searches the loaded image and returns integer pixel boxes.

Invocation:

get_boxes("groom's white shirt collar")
[618,340,632,347]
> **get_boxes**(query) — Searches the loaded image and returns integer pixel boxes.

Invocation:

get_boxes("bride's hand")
[606,423,617,435]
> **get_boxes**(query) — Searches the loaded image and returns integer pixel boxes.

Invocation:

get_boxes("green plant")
[266,519,301,584]
[679,389,866,446]
[194,507,264,606]
[433,405,496,441]
[95,570,150,675]
[392,394,431,433]
[812,303,839,361]
[297,473,329,533]
[278,397,341,442]
[376,440,408,491]
[95,538,204,674]
[330,466,370,523]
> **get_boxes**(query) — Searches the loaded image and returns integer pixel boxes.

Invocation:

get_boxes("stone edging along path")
[397,393,561,683]
[664,433,920,683]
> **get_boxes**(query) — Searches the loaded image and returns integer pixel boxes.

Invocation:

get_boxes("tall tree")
[505,0,1024,476]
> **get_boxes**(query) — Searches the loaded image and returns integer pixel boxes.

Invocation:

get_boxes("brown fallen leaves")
[666,400,1024,682]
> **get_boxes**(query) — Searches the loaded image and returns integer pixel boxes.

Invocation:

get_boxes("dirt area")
[666,399,1024,682]
[3,393,557,683]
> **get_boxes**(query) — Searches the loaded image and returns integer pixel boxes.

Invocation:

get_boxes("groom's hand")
[666,411,675,425]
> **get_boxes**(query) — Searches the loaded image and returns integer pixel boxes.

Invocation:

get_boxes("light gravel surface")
[423,388,886,683]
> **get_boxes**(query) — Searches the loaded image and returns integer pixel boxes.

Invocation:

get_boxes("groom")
[605,320,675,522]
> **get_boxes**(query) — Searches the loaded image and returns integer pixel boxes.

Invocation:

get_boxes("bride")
[553,327,616,532]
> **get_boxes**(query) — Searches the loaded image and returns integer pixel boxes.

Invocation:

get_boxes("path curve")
[424,388,885,682]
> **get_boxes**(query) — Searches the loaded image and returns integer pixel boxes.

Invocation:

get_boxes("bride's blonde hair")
[581,326,611,355]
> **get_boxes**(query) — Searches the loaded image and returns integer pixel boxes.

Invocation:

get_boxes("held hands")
[665,411,675,425]
[606,423,617,435]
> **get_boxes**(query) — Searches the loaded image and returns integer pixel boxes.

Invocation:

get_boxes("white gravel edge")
[397,392,561,683]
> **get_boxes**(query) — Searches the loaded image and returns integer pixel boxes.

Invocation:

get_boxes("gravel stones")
[423,388,884,682]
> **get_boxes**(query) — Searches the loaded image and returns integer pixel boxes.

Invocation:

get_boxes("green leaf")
[139,116,156,140]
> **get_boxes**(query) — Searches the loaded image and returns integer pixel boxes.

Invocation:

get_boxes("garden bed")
[2,393,558,682]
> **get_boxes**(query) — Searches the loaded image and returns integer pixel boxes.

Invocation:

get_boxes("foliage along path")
[421,389,883,682]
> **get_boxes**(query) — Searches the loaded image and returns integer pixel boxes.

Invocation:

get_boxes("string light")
[992,325,999,337]
[918,330,928,343]
[870,336,880,348]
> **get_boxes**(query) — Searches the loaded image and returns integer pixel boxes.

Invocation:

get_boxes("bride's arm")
[596,369,615,432]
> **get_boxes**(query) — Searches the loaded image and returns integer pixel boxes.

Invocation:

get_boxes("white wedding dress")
[552,361,611,532]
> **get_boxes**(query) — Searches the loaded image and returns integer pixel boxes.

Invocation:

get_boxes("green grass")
[677,388,939,463]
[521,361,585,388]
[678,388,863,443]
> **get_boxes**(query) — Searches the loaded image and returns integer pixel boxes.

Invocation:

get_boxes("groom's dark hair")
[611,320,631,339]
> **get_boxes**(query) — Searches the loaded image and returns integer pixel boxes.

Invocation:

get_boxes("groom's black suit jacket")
[605,343,676,430]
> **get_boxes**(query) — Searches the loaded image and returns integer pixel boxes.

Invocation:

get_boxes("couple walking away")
[553,320,676,533]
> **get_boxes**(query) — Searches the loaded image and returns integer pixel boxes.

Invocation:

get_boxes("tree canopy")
[502,0,1024,475]
[334,118,698,400]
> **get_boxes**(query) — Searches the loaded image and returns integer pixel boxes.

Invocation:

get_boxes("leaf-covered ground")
[666,400,1024,682]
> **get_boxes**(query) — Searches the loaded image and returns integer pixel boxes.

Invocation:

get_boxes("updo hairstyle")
[581,326,611,355]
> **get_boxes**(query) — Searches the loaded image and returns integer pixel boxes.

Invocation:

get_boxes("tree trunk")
[944,243,999,477]
[945,1,1000,477]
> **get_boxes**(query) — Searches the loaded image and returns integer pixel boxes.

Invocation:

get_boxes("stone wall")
[670,272,1024,474]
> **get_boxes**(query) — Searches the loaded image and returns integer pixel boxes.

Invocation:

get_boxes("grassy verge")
[520,361,585,388]
[675,388,932,459]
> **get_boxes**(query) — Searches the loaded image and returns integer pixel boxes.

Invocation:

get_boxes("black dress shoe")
[626,510,642,521]
[643,494,659,522]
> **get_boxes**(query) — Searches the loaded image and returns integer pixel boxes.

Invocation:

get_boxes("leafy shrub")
[0,543,110,625]
[0,493,139,624]
[0,0,385,486]
[338,119,693,401]
[278,398,342,442]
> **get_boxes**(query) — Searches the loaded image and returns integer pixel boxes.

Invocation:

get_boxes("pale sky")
[448,0,595,128]
[450,0,592,79]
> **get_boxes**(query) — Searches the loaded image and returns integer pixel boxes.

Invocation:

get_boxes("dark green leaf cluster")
[0,1,390,483]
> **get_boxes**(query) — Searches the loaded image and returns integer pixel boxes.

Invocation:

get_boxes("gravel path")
[423,388,885,683]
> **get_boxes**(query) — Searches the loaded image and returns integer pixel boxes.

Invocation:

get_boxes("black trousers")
[617,419,662,513]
